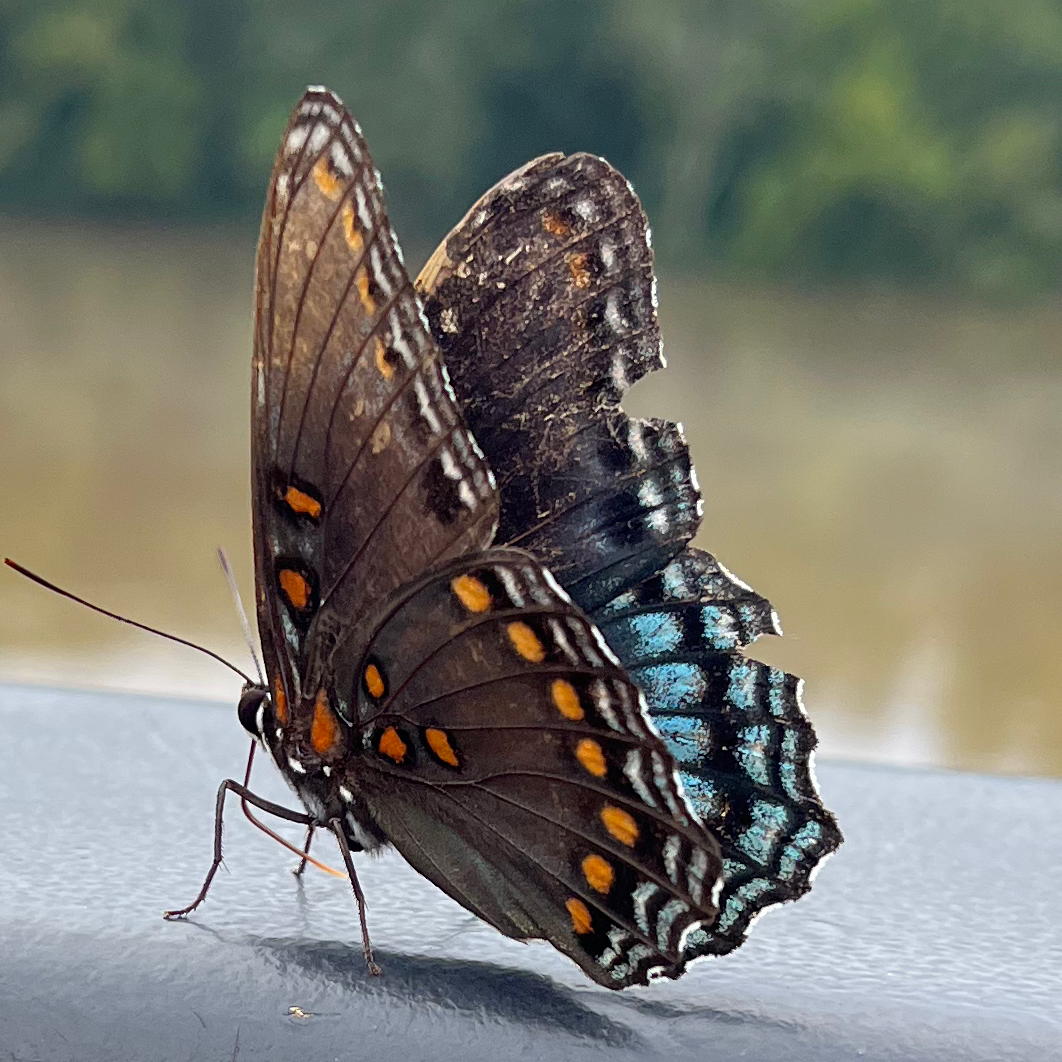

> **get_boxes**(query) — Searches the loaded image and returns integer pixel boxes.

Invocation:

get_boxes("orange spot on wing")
[567,252,592,289]
[312,158,343,200]
[369,419,391,454]
[425,727,459,767]
[542,210,572,238]
[273,677,288,725]
[356,267,376,314]
[576,738,607,778]
[342,202,364,253]
[377,725,407,763]
[551,678,583,720]
[566,897,592,934]
[451,573,491,613]
[311,690,341,755]
[282,486,322,519]
[600,805,639,847]
[374,336,394,379]
[278,569,311,610]
[364,663,385,699]
[507,621,545,663]
[581,853,615,894]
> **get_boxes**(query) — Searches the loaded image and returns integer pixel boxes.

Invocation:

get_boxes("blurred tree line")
[1,0,1060,293]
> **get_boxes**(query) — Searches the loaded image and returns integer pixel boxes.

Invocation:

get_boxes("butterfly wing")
[252,88,498,714]
[418,153,698,612]
[416,153,841,960]
[347,547,723,989]
[595,549,841,957]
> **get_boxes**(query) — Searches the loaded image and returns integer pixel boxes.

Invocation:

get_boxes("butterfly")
[166,86,841,989]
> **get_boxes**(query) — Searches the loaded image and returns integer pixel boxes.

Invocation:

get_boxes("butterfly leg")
[292,825,315,877]
[328,817,382,976]
[164,779,313,919]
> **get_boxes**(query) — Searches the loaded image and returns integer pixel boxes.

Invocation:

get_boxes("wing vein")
[319,280,415,470]
[267,116,344,419]
[287,214,381,477]
[320,420,463,606]
[277,153,373,468]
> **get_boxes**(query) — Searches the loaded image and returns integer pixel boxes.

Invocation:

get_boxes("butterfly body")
[218,86,842,988]
[236,680,372,851]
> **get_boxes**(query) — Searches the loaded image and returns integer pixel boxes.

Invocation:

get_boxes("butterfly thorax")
[238,680,387,851]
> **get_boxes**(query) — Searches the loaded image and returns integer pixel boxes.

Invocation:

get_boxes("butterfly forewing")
[252,88,498,705]
[417,153,841,960]
[346,548,723,988]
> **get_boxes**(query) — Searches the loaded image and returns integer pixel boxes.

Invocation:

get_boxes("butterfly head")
[237,682,273,741]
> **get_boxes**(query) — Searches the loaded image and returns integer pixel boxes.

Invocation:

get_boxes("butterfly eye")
[237,685,271,737]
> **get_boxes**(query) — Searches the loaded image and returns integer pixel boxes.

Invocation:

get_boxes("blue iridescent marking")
[735,799,791,864]
[627,609,684,659]
[737,601,761,636]
[727,660,757,710]
[718,877,774,930]
[768,670,788,718]
[735,723,772,787]
[661,560,690,599]
[680,772,727,818]
[654,713,705,766]
[778,820,825,879]
[780,729,801,800]
[779,762,799,802]
[598,589,636,617]
[634,661,706,713]
[699,605,739,650]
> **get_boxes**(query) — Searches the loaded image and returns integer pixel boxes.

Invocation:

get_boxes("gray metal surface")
[1,683,1059,1061]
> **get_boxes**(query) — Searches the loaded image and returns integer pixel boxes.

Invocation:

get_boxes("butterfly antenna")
[4,558,254,685]
[216,548,264,685]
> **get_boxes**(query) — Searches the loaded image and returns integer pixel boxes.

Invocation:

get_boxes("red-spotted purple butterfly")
[12,86,839,990]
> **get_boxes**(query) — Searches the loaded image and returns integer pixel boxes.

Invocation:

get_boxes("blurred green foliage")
[2,0,1060,293]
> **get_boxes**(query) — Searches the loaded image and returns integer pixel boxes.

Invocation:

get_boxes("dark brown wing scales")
[344,548,722,989]
[417,154,696,610]
[252,88,498,713]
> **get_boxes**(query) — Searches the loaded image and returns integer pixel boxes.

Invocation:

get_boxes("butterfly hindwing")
[345,548,723,988]
[418,154,842,960]
[252,88,498,709]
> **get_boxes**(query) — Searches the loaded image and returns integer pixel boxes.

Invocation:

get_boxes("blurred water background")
[1,1,1059,777]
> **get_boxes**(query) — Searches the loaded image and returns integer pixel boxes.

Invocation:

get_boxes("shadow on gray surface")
[253,936,640,1046]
